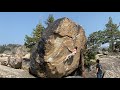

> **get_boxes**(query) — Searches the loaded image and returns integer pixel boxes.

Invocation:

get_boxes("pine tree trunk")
[112,42,114,52]
[110,30,114,52]
[111,35,115,52]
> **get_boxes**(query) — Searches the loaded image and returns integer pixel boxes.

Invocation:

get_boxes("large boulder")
[22,53,31,70]
[29,17,86,78]
[22,59,30,70]
[22,53,30,60]
[0,57,9,66]
[0,64,35,78]
[15,46,29,57]
[8,56,22,69]
[103,70,120,78]
[101,56,120,78]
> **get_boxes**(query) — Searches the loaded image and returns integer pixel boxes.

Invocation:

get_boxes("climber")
[64,46,77,64]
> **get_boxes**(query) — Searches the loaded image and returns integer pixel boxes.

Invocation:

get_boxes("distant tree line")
[0,44,21,54]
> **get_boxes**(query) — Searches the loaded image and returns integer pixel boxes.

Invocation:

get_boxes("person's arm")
[65,53,72,60]
[96,64,99,73]
[96,68,98,73]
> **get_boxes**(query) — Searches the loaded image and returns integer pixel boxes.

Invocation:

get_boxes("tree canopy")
[45,14,55,27]
[24,23,45,50]
[24,14,55,50]
[87,17,120,52]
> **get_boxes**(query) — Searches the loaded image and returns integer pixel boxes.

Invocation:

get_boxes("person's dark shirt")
[96,63,102,74]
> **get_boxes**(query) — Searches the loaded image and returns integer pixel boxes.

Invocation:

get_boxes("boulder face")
[29,17,86,78]
[8,56,22,69]
[22,53,31,70]
[0,57,9,66]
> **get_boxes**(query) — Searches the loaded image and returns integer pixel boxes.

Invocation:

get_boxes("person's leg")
[65,54,72,60]
[90,66,92,71]
[88,66,90,72]
[64,54,70,64]
[100,74,103,78]
[97,73,99,78]
[64,54,73,64]
[97,73,100,78]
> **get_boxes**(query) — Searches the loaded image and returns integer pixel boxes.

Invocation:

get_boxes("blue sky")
[0,12,120,45]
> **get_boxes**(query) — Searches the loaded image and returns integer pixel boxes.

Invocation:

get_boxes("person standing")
[96,59,103,78]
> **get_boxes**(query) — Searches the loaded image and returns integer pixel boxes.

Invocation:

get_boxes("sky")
[0,12,120,45]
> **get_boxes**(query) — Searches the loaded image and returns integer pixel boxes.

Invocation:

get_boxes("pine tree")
[45,14,55,27]
[87,30,104,50]
[105,17,120,52]
[24,15,55,51]
[24,23,45,50]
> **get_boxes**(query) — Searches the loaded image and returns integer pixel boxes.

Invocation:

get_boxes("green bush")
[84,49,96,67]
